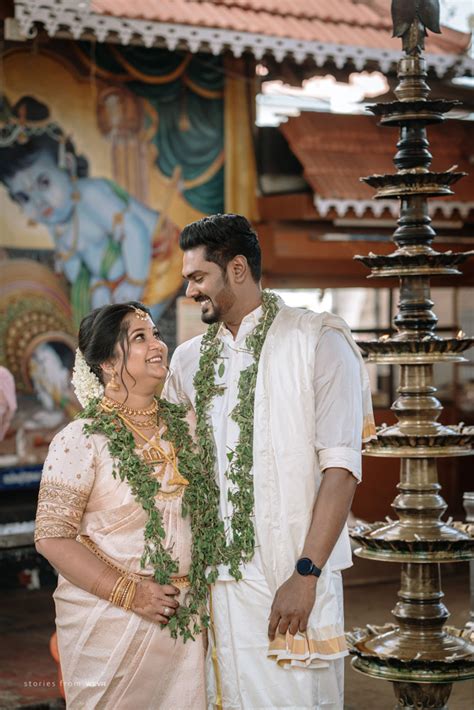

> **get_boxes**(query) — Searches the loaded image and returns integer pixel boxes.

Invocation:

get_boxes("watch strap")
[309,561,322,578]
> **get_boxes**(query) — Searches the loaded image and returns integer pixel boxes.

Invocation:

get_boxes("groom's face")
[183,246,236,324]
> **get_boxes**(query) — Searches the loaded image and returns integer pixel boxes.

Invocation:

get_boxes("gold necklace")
[123,414,159,429]
[102,396,158,417]
[118,413,189,489]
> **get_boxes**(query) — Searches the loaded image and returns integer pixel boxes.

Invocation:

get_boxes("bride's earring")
[107,370,120,391]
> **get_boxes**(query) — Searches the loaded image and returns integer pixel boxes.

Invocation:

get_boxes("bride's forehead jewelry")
[130,306,149,321]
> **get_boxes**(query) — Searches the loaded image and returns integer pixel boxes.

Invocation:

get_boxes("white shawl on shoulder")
[252,305,375,666]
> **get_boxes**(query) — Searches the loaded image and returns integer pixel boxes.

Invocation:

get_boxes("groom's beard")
[196,285,236,324]
[200,299,220,324]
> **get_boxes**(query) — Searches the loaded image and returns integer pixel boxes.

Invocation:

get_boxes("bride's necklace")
[119,413,157,428]
[102,395,158,417]
[119,413,189,488]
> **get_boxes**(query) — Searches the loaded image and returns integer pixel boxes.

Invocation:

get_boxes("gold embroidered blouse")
[35,418,192,577]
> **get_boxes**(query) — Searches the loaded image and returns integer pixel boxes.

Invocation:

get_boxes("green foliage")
[80,397,210,641]
[192,290,279,579]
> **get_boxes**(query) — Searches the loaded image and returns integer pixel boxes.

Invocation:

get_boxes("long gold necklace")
[118,412,189,489]
[120,413,158,428]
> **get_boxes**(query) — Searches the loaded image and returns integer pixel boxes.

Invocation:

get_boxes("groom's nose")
[185,281,197,298]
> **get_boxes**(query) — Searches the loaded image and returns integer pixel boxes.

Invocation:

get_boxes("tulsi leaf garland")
[192,289,280,579]
[80,397,208,641]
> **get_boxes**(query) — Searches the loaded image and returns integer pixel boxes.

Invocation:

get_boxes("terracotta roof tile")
[280,112,474,204]
[90,0,470,55]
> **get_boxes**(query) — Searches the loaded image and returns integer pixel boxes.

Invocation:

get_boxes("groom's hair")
[180,213,262,282]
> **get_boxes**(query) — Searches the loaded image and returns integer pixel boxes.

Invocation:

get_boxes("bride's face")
[6,150,75,226]
[111,312,168,394]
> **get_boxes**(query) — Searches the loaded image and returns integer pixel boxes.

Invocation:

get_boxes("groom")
[164,213,375,709]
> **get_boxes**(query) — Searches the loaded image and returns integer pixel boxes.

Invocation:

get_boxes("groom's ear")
[230,255,248,284]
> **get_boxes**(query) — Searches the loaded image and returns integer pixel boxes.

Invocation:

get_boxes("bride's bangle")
[109,575,137,611]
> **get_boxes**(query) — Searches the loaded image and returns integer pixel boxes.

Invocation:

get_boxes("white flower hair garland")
[71,349,104,407]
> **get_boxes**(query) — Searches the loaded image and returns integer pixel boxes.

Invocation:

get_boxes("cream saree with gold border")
[35,418,206,710]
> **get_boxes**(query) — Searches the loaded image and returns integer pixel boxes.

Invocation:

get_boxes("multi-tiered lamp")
[348,2,474,708]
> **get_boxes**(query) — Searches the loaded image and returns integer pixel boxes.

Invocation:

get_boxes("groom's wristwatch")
[295,557,322,578]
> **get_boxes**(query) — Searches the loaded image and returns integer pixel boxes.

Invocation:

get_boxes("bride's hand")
[132,579,180,625]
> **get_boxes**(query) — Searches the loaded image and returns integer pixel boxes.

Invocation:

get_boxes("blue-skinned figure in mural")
[0,96,180,325]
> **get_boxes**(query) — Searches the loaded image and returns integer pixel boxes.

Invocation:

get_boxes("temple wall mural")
[0,41,224,433]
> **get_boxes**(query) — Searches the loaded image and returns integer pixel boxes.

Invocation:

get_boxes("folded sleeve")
[35,420,96,542]
[314,328,363,482]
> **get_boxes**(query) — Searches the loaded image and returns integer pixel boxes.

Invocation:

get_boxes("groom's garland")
[75,289,279,641]
[192,289,280,579]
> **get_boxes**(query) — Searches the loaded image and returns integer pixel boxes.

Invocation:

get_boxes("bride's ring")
[164,606,171,616]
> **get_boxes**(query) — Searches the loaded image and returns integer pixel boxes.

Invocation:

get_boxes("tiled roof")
[91,0,470,56]
[15,1,473,75]
[279,112,474,218]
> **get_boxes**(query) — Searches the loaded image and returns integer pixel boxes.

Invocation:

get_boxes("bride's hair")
[78,302,153,388]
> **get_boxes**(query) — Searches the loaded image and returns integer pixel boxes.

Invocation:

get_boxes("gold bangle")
[111,578,124,606]
[111,576,127,605]
[119,578,131,607]
[118,578,131,607]
[123,579,137,611]
[115,580,126,607]
[109,576,124,604]
[109,575,137,611]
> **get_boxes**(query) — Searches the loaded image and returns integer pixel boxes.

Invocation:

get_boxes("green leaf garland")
[192,289,280,580]
[80,397,209,641]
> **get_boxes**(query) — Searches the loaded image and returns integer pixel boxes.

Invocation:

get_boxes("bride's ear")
[101,360,120,391]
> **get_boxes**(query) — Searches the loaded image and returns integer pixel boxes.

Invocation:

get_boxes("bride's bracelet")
[109,575,137,611]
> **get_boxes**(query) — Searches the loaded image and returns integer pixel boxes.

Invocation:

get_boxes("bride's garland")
[80,397,208,641]
[192,289,280,579]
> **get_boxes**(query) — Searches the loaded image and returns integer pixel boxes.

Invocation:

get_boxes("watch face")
[296,558,313,575]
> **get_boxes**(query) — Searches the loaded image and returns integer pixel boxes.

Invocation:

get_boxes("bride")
[35,301,206,709]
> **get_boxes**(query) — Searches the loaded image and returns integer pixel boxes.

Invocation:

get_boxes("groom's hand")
[267,572,317,640]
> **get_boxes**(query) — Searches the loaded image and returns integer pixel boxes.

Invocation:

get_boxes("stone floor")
[0,560,472,709]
